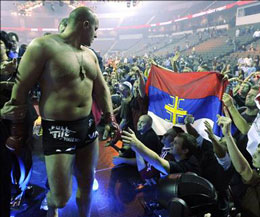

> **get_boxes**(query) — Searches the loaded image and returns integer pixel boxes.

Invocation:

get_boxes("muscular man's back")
[38,34,98,120]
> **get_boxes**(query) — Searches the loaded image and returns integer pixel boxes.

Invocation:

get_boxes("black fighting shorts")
[42,114,98,156]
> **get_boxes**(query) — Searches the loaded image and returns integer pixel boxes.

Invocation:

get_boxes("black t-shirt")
[197,139,231,191]
[233,94,246,108]
[136,128,162,154]
[169,155,200,175]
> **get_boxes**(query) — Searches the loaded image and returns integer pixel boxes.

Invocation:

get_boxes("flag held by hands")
[146,64,228,137]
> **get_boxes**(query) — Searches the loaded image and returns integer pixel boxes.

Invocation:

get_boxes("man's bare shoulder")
[81,46,97,61]
[29,34,61,49]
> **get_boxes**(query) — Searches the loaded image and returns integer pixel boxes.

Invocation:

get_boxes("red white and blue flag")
[145,64,228,137]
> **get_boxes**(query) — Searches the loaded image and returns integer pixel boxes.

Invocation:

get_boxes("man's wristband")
[104,112,116,123]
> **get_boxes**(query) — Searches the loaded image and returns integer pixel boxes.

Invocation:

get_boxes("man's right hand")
[104,113,121,144]
[222,93,234,108]
[0,101,27,121]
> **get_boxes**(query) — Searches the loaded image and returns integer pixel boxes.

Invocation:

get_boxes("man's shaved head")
[64,6,99,46]
[68,7,96,26]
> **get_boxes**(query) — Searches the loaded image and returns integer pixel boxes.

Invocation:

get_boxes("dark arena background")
[1,1,260,217]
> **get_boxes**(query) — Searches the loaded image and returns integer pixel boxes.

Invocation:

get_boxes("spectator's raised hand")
[134,66,142,77]
[184,114,194,124]
[204,120,216,140]
[217,107,232,136]
[122,128,140,148]
[223,74,229,81]
[222,93,234,108]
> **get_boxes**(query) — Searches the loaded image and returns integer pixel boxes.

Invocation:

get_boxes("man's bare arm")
[11,38,46,105]
[222,93,250,134]
[217,112,253,182]
[92,53,113,114]
[1,38,46,120]
[122,129,170,175]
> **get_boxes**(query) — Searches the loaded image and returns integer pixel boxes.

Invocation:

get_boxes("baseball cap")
[122,81,132,91]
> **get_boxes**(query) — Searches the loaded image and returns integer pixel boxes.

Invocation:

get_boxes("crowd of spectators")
[1,20,260,217]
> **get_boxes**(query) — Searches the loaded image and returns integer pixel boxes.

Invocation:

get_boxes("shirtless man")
[0,7,119,217]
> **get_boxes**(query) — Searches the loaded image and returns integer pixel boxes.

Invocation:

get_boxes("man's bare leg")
[46,191,58,217]
[45,153,75,217]
[75,139,99,217]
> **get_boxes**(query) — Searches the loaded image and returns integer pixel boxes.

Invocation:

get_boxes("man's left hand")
[104,113,121,144]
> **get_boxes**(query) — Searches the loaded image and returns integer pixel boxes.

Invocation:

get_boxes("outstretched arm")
[136,69,146,98]
[122,128,170,175]
[222,93,250,134]
[204,120,226,158]
[217,108,253,182]
[184,114,199,138]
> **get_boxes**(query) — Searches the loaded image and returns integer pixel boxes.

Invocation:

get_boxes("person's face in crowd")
[111,78,118,87]
[83,14,98,47]
[161,130,175,148]
[245,88,259,108]
[239,83,250,96]
[119,84,130,98]
[9,35,18,51]
[252,144,260,169]
[226,64,231,70]
[137,116,151,134]
[133,80,139,97]
[0,40,7,57]
[197,65,204,72]
[111,72,117,79]
[170,136,187,159]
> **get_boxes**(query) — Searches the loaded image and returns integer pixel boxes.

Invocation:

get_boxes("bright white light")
[93,178,99,191]
[105,1,143,12]
[98,12,135,19]
[11,12,18,16]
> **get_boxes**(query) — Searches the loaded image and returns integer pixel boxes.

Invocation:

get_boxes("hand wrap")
[6,120,26,152]
[104,113,121,146]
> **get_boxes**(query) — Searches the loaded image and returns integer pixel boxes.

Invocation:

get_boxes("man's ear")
[83,20,90,29]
